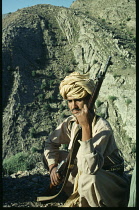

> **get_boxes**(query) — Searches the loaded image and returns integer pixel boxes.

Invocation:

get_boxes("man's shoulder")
[61,115,75,131]
[96,116,112,131]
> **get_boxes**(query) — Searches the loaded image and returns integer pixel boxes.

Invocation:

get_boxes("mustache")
[71,108,81,112]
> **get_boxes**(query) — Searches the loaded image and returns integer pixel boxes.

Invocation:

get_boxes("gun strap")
[37,115,98,202]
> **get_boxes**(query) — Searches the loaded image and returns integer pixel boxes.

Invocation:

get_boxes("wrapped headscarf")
[59,72,95,99]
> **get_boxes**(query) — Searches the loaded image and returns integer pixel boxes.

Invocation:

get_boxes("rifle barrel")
[88,56,112,108]
[103,56,112,75]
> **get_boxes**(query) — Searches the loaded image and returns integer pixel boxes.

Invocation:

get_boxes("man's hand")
[74,104,92,126]
[49,164,61,186]
[75,104,94,141]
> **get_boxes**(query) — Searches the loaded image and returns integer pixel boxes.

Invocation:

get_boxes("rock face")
[2,0,136,170]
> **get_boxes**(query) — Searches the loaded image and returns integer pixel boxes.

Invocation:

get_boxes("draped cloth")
[62,171,80,207]
[59,72,95,99]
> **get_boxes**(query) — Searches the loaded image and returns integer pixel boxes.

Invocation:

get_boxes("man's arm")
[44,117,72,166]
[44,117,73,185]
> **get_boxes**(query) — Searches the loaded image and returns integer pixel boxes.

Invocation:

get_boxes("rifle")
[88,56,112,108]
[37,56,112,202]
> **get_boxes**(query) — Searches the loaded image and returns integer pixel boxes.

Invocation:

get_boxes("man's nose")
[72,100,78,108]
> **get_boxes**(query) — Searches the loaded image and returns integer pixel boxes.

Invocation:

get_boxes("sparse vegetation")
[97,112,105,118]
[113,74,121,79]
[3,152,36,175]
[49,80,54,88]
[31,147,38,153]
[7,66,11,71]
[125,98,132,106]
[38,94,44,102]
[41,82,47,90]
[59,103,65,111]
[102,19,105,22]
[32,71,36,77]
[30,128,36,138]
[43,103,51,111]
[93,59,97,64]
[61,112,66,119]
[126,17,131,21]
[96,100,103,107]
[50,94,56,102]
[65,66,70,73]
[108,96,117,102]
[72,59,78,65]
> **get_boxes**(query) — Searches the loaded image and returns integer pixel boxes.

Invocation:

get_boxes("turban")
[59,72,95,99]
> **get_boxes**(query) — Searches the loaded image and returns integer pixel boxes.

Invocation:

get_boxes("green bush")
[3,152,36,175]
[43,103,51,111]
[131,143,136,153]
[61,112,66,119]
[85,11,89,15]
[49,80,54,88]
[32,71,36,77]
[72,59,77,65]
[31,147,38,153]
[38,94,44,102]
[97,112,105,118]
[7,66,11,71]
[108,96,117,102]
[30,128,36,138]
[48,23,52,29]
[113,74,121,79]
[59,104,65,111]
[93,59,97,64]
[102,19,105,22]
[127,17,131,21]
[96,100,103,108]
[50,94,55,102]
[133,36,136,42]
[125,98,132,106]
[65,66,70,73]
[41,82,47,89]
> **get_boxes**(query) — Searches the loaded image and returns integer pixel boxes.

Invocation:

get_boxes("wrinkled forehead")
[67,96,76,100]
[67,96,88,101]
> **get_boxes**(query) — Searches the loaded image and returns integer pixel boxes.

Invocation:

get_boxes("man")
[43,72,130,207]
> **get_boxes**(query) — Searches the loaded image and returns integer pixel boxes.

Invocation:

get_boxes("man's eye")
[68,100,72,103]
[75,99,82,102]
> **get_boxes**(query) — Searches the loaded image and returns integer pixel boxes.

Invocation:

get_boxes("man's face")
[67,96,89,115]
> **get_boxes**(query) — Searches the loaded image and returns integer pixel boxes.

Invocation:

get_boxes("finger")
[83,104,88,112]
[57,172,61,180]
[53,173,58,185]
[54,173,61,185]
[51,176,57,186]
[51,176,56,186]
[50,171,58,186]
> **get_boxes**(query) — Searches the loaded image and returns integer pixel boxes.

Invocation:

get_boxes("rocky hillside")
[2,0,136,172]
